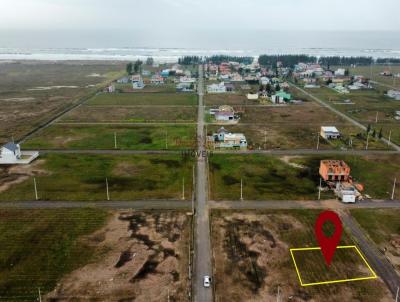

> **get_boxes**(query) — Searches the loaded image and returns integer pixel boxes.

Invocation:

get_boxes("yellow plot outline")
[290,245,378,286]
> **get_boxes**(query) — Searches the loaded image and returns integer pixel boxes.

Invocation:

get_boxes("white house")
[335,68,346,77]
[207,82,227,93]
[320,126,341,139]
[0,142,39,165]
[387,90,400,100]
[209,127,247,149]
[179,76,196,84]
[247,93,259,100]
[132,80,145,89]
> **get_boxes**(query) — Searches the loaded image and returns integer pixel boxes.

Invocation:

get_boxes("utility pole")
[106,178,110,201]
[38,288,42,302]
[396,286,399,302]
[316,133,320,150]
[167,289,170,302]
[392,178,397,201]
[276,286,281,302]
[375,112,379,124]
[264,129,267,149]
[318,178,322,200]
[165,131,168,150]
[33,177,38,201]
[114,132,117,149]
[240,178,244,201]
[192,165,195,214]
[182,177,185,200]
[366,132,370,150]
[389,130,392,145]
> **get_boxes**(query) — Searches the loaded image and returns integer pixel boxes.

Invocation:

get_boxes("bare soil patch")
[46,211,191,302]
[0,160,48,193]
[212,211,392,302]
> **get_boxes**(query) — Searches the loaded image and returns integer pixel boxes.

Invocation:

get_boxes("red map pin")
[315,210,343,267]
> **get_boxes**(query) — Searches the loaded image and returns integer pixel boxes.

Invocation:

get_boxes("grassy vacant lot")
[0,208,109,301]
[0,154,194,201]
[211,210,391,302]
[209,154,326,200]
[351,209,400,272]
[292,155,400,199]
[209,154,400,200]
[206,122,386,150]
[347,65,400,89]
[61,105,197,123]
[0,61,125,144]
[205,93,253,106]
[23,124,196,150]
[303,86,400,145]
[87,92,197,106]
[114,83,178,93]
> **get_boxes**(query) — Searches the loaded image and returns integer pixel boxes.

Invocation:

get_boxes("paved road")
[209,199,400,210]
[340,211,400,297]
[290,84,400,151]
[27,149,180,155]
[0,199,399,210]
[194,65,213,302]
[23,148,400,156]
[0,200,191,209]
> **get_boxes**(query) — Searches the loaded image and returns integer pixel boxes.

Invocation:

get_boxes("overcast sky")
[1,0,400,31]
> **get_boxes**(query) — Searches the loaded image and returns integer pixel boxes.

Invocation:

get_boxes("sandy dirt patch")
[0,159,48,193]
[46,211,191,302]
[212,212,392,302]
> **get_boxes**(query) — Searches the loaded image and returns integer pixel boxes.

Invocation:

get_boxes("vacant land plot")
[351,209,400,273]
[115,83,178,93]
[347,65,400,89]
[291,155,400,199]
[0,208,109,301]
[47,211,191,302]
[87,92,197,106]
[209,154,326,201]
[206,122,386,150]
[61,105,197,123]
[211,210,391,302]
[0,154,194,201]
[23,124,196,150]
[0,61,124,144]
[209,154,400,200]
[205,93,254,106]
[303,87,400,145]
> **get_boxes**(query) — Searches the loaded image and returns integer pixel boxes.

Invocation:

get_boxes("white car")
[203,275,211,288]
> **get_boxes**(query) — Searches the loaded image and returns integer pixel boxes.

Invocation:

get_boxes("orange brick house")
[319,160,351,182]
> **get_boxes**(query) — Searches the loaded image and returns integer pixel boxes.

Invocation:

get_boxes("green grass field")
[292,155,400,199]
[209,154,400,200]
[351,209,400,272]
[0,208,109,301]
[23,124,196,150]
[303,86,400,145]
[61,105,198,123]
[87,92,197,106]
[209,154,329,200]
[0,154,194,201]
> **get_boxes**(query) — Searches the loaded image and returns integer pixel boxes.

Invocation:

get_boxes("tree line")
[178,55,253,65]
